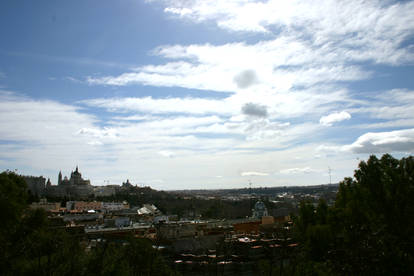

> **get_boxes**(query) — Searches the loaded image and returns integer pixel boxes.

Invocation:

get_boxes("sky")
[1,0,414,190]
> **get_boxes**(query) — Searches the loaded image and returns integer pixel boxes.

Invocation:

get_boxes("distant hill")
[170,183,339,196]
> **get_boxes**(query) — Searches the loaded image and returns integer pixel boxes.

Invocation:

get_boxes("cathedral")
[58,166,91,186]
[45,166,93,198]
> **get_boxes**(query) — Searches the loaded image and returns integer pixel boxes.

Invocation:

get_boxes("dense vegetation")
[0,171,177,275]
[292,154,414,275]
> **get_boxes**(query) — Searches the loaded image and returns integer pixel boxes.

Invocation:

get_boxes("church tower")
[58,171,62,186]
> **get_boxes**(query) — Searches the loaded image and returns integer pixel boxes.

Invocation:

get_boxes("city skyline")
[1,0,414,190]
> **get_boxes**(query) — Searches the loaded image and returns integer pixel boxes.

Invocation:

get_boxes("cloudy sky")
[1,0,414,190]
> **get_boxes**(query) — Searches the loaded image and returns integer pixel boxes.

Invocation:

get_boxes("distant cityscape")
[19,166,339,274]
[3,154,413,275]
[23,166,134,198]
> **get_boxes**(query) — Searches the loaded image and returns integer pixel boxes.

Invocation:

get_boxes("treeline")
[180,184,339,197]
[99,190,256,219]
[291,154,414,275]
[0,172,177,275]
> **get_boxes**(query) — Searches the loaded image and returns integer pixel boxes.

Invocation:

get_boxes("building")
[46,166,93,198]
[122,179,133,188]
[66,201,103,212]
[137,204,161,216]
[102,201,130,212]
[252,200,269,219]
[59,166,91,186]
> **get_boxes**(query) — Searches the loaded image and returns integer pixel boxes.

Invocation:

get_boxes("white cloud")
[65,76,82,83]
[80,91,336,146]
[0,92,372,189]
[279,167,319,174]
[155,0,414,64]
[343,129,414,154]
[319,129,414,154]
[81,86,350,122]
[78,127,119,139]
[0,92,97,144]
[164,7,192,16]
[320,111,351,126]
[80,96,234,115]
[0,92,113,176]
[4,1,414,190]
[87,39,373,92]
[158,150,175,158]
[86,0,413,134]
[338,89,414,130]
[350,89,414,120]
[87,140,104,146]
[241,171,269,176]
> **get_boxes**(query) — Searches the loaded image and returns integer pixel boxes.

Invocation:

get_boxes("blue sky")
[1,0,414,190]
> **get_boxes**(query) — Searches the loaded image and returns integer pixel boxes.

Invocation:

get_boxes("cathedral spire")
[58,170,62,185]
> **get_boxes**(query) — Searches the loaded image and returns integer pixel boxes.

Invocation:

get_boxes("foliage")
[0,171,178,275]
[97,189,255,219]
[293,154,414,275]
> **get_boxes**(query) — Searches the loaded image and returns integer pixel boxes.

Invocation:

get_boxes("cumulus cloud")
[241,171,269,176]
[241,102,268,118]
[343,129,414,154]
[318,129,414,154]
[233,69,258,89]
[320,111,351,126]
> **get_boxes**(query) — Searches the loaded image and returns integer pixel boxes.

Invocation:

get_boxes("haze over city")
[1,0,414,190]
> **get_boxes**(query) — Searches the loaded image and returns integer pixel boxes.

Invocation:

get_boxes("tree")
[293,154,414,275]
[0,171,29,274]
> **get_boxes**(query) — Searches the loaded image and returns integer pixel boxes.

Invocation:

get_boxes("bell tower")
[58,171,62,185]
